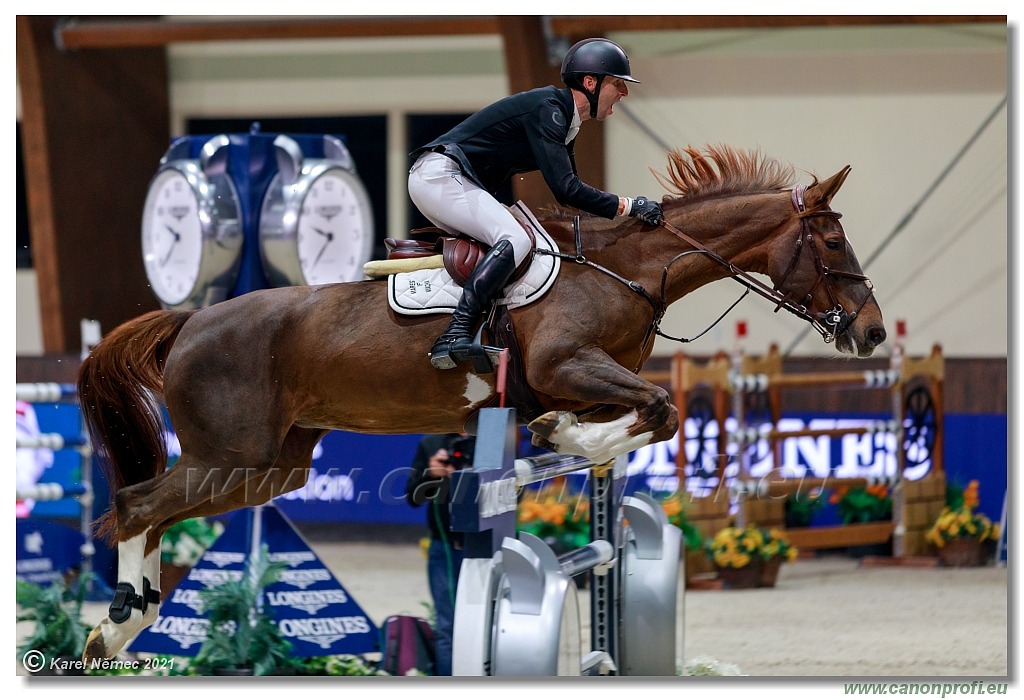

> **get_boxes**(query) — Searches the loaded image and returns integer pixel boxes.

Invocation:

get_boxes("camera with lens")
[446,435,475,470]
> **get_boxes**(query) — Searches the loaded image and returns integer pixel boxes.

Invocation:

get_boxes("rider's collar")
[565,105,582,145]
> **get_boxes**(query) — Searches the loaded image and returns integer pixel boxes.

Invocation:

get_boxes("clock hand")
[312,230,334,268]
[314,227,332,238]
[160,225,182,267]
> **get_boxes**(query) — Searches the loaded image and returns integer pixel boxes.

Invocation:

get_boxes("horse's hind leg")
[82,470,181,663]
[149,427,322,538]
[82,427,323,662]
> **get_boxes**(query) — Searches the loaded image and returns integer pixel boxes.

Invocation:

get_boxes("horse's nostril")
[868,326,887,347]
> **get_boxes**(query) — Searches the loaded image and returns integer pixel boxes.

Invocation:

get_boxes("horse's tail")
[77,309,195,543]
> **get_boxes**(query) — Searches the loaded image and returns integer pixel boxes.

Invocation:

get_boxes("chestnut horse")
[78,146,884,661]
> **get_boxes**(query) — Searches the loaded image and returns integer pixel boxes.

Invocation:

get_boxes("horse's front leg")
[526,347,678,465]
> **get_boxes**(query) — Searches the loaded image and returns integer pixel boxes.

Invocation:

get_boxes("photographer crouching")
[404,433,474,675]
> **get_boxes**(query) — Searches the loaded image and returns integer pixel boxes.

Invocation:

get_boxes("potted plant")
[829,484,894,557]
[925,480,1000,567]
[705,524,765,589]
[160,516,224,592]
[829,484,892,524]
[191,545,298,676]
[784,491,825,528]
[16,574,92,676]
[757,527,798,587]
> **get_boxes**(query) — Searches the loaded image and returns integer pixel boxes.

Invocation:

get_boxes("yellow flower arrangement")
[926,480,1000,548]
[706,525,765,569]
[760,527,799,563]
[926,506,999,548]
[706,525,798,570]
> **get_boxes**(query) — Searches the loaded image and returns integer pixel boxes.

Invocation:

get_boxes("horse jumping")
[77,145,885,661]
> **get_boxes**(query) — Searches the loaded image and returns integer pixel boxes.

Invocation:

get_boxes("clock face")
[141,169,203,306]
[295,168,373,285]
[260,162,375,288]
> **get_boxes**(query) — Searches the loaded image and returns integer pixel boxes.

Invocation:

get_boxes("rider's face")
[595,78,628,120]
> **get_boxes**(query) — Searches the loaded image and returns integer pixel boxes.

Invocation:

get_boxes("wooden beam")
[549,15,1005,35]
[57,16,502,49]
[17,16,167,352]
[56,15,1004,50]
[785,522,895,550]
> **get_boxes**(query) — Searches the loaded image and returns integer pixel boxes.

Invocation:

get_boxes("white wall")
[16,270,43,355]
[609,26,1008,359]
[17,23,1009,360]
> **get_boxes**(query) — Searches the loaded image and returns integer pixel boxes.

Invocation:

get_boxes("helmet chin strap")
[584,75,604,118]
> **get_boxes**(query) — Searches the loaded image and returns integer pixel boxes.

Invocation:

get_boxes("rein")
[656,184,876,344]
[533,186,876,370]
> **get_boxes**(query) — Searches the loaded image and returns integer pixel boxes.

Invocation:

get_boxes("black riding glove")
[629,196,663,226]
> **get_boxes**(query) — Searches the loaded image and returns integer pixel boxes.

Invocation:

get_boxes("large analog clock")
[141,135,243,309]
[259,134,374,286]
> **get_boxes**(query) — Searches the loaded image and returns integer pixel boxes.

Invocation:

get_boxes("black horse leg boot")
[430,239,517,371]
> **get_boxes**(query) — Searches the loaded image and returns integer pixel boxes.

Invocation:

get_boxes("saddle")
[384,221,536,286]
[379,201,560,320]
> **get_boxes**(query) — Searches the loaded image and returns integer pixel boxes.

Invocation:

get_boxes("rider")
[408,37,664,371]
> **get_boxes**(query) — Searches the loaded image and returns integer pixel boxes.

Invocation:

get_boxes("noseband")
[657,184,876,345]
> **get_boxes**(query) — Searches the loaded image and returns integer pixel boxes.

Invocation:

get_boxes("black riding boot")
[430,239,518,371]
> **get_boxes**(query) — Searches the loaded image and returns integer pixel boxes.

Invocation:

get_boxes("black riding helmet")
[561,38,640,118]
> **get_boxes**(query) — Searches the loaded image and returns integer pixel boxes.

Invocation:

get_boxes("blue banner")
[16,519,85,586]
[129,504,379,658]
[105,412,1006,530]
[272,431,424,525]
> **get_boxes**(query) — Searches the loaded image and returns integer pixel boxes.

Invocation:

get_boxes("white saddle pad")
[387,202,561,316]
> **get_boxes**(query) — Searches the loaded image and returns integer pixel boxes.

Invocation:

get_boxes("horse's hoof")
[531,434,556,451]
[528,411,559,442]
[82,626,106,663]
[528,411,575,443]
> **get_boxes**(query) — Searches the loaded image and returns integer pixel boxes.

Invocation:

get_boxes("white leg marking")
[89,529,152,658]
[547,411,654,463]
[142,545,161,626]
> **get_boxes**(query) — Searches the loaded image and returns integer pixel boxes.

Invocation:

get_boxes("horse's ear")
[806,165,852,208]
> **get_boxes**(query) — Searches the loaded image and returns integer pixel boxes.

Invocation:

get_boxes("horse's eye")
[825,238,842,251]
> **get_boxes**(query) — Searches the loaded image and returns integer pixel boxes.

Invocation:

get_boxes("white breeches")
[408,152,533,267]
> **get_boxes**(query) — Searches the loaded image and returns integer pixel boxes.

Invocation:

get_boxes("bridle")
[781,185,876,341]
[534,185,877,372]
[656,184,876,345]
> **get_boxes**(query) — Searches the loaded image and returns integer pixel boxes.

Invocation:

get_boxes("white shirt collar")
[565,105,582,145]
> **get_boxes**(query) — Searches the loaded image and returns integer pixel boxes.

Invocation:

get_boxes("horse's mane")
[656,145,796,204]
[540,144,797,224]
